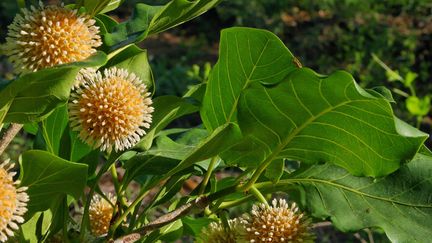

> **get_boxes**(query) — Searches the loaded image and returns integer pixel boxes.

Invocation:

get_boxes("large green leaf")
[0,52,107,123]
[20,150,88,217]
[200,27,299,131]
[277,153,432,243]
[201,28,426,177]
[237,68,426,177]
[103,0,221,49]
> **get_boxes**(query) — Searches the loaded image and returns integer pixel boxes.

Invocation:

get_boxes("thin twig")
[354,232,368,243]
[364,228,375,243]
[126,185,238,240]
[132,196,209,235]
[312,221,332,228]
[0,123,23,155]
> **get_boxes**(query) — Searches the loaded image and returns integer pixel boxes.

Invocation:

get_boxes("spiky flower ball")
[0,160,29,242]
[197,218,246,243]
[89,194,116,236]
[5,1,101,72]
[243,199,314,243]
[69,67,153,152]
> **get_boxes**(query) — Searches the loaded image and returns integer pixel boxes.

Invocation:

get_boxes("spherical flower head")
[243,199,314,243]
[197,218,246,243]
[5,1,101,72]
[89,194,116,236]
[69,67,154,152]
[0,160,29,243]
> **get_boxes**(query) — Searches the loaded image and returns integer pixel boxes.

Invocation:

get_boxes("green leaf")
[406,96,430,116]
[0,52,107,123]
[59,127,94,163]
[124,155,180,182]
[42,104,68,155]
[124,128,208,184]
[164,123,241,178]
[148,135,196,160]
[94,14,118,34]
[146,128,208,160]
[264,159,284,183]
[100,0,125,14]
[286,153,432,243]
[136,95,199,150]
[182,216,213,237]
[20,150,88,217]
[236,68,426,176]
[404,71,418,87]
[200,27,299,131]
[104,45,154,92]
[143,219,183,243]
[0,100,11,124]
[104,0,221,49]
[83,0,123,15]
[19,211,52,243]
[369,86,395,103]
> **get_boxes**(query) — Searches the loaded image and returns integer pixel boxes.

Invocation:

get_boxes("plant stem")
[217,194,254,210]
[249,185,268,205]
[312,221,332,228]
[199,157,218,195]
[110,163,120,194]
[127,187,147,230]
[241,155,275,191]
[408,85,416,96]
[0,123,23,155]
[109,187,151,235]
[391,88,409,98]
[416,116,422,129]
[371,53,404,82]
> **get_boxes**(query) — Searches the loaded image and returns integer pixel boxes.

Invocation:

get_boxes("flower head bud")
[243,199,314,243]
[69,67,154,152]
[198,218,246,243]
[0,160,29,242]
[89,194,116,236]
[5,1,101,72]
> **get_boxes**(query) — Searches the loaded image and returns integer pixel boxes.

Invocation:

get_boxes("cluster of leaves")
[0,0,431,242]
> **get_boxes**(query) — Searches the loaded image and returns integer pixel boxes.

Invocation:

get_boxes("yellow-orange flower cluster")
[5,1,101,72]
[198,218,246,243]
[0,160,29,242]
[89,194,116,236]
[69,67,153,152]
[198,199,314,243]
[243,199,314,243]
